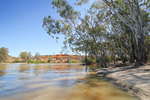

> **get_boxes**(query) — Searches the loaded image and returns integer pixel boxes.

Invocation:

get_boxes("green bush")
[83,58,97,65]
[116,57,121,61]
[13,61,23,63]
[28,60,36,63]
[28,61,48,63]
[106,56,112,62]
[69,60,82,63]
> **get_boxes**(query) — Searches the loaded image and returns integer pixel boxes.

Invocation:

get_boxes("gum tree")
[43,0,149,66]
[102,0,149,65]
[20,52,28,62]
[0,47,9,63]
[43,0,106,67]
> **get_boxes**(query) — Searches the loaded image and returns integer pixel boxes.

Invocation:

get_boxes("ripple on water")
[0,64,138,100]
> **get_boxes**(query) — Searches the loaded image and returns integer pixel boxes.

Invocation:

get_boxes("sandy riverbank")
[95,63,150,100]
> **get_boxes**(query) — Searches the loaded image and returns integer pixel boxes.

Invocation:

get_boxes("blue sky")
[0,0,92,57]
[0,0,67,57]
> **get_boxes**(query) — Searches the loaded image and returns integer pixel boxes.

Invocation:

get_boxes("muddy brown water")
[0,64,138,100]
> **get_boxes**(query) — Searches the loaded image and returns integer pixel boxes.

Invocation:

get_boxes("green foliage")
[145,35,150,61]
[0,47,9,63]
[28,60,36,63]
[13,60,23,63]
[43,0,150,66]
[34,52,41,61]
[85,58,97,65]
[116,57,121,61]
[28,61,48,63]
[106,56,112,62]
[27,52,32,62]
[69,60,82,63]
[19,52,33,62]
[19,52,28,62]
[74,0,89,6]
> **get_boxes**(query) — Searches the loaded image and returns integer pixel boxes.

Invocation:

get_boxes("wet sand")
[95,63,150,100]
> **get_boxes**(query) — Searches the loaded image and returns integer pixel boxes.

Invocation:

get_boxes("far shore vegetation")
[0,47,83,64]
[0,45,149,66]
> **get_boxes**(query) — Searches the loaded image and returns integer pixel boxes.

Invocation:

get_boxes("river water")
[0,64,138,100]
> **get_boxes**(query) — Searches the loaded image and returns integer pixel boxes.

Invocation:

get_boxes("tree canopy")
[43,0,150,67]
[0,47,9,63]
[20,52,32,62]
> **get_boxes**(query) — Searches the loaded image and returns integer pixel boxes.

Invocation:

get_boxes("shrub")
[28,60,48,63]
[69,60,82,63]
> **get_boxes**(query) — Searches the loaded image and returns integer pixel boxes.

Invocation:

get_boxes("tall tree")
[102,0,149,65]
[43,0,107,67]
[20,52,28,62]
[43,0,149,67]
[27,52,32,62]
[0,47,9,63]
[34,52,40,61]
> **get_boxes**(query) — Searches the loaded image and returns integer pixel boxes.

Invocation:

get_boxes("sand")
[95,63,150,100]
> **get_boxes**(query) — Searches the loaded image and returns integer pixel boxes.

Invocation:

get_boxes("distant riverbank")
[0,62,82,65]
[95,63,150,100]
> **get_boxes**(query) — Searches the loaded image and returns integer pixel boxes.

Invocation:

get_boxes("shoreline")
[0,63,83,65]
[95,63,150,100]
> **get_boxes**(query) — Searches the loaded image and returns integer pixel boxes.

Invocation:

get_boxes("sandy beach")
[95,63,150,100]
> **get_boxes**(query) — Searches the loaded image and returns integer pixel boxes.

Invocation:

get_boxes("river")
[0,64,138,100]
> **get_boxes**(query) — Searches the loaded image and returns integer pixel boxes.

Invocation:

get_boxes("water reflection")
[0,64,138,100]
[0,65,7,77]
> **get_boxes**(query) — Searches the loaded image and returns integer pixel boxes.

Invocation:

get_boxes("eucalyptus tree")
[105,11,134,64]
[87,0,129,65]
[43,0,123,67]
[66,37,88,63]
[20,52,28,62]
[0,47,9,63]
[27,52,32,62]
[145,35,150,61]
[43,0,149,66]
[34,52,41,61]
[19,52,32,62]
[43,0,107,67]
[78,1,109,67]
[77,0,149,65]
[102,0,149,65]
[106,1,149,64]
